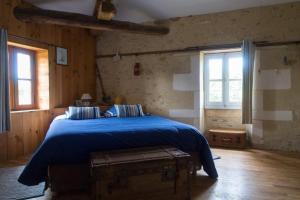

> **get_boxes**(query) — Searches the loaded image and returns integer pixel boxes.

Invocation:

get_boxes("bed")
[18,115,218,188]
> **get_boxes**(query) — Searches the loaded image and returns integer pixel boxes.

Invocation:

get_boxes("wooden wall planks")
[7,111,51,161]
[0,0,96,161]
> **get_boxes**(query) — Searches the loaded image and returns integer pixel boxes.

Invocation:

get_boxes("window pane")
[229,80,242,103]
[18,80,32,105]
[209,81,222,102]
[209,59,222,80]
[17,53,31,79]
[229,57,243,79]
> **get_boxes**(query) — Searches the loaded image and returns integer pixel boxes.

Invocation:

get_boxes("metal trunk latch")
[161,165,176,182]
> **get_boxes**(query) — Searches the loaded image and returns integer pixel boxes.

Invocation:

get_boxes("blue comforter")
[18,115,218,186]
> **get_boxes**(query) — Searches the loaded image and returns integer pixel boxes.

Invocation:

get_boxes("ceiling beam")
[93,0,102,17]
[13,6,169,35]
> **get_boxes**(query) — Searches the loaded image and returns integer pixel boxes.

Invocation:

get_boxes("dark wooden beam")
[93,0,102,17]
[96,40,300,58]
[97,43,242,58]
[13,6,169,35]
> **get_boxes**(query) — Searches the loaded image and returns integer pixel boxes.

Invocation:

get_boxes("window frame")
[8,46,37,111]
[204,51,243,109]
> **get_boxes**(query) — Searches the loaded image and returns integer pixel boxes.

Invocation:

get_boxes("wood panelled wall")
[0,0,96,161]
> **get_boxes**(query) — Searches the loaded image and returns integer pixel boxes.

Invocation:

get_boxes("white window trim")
[204,51,242,109]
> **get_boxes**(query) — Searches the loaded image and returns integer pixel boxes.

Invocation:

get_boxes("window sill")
[10,109,49,114]
[205,107,241,110]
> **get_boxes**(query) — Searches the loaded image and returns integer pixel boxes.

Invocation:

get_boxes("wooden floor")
[193,148,300,200]
[2,148,300,200]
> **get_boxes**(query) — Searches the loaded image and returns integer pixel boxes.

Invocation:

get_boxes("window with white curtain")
[204,51,243,109]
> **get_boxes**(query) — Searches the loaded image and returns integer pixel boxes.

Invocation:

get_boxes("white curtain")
[0,28,10,133]
[242,40,255,124]
[249,49,264,145]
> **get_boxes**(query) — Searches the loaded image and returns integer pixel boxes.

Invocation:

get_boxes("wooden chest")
[208,129,246,149]
[90,147,191,200]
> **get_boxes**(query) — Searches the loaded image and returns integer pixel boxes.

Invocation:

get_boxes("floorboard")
[1,148,300,200]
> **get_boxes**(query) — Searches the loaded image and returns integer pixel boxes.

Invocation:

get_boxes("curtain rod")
[97,40,300,58]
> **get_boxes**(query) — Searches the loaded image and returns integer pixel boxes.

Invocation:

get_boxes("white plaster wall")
[255,69,291,90]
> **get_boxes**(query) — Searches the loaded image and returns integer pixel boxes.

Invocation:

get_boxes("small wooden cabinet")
[208,129,246,149]
[90,147,191,200]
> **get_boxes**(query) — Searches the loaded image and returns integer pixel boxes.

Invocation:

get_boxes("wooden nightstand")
[99,105,112,112]
[208,129,246,149]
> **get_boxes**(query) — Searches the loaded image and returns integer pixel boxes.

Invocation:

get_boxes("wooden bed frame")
[48,109,203,193]
[47,152,202,193]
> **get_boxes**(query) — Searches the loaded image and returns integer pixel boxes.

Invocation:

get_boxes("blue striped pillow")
[114,104,144,117]
[68,106,101,120]
[104,106,117,117]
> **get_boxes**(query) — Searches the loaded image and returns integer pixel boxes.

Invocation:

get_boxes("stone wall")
[251,45,300,151]
[97,2,300,151]
[205,110,245,130]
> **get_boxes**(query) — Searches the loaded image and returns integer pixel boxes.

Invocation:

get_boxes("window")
[204,51,243,109]
[8,46,36,110]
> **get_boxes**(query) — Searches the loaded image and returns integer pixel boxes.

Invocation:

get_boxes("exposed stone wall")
[97,3,300,55]
[98,53,196,126]
[97,2,300,151]
[205,110,245,130]
[252,45,300,151]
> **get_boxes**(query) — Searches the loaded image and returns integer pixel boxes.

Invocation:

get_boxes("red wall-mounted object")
[134,62,141,76]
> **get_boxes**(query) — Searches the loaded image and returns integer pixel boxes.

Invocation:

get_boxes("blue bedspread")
[18,115,218,186]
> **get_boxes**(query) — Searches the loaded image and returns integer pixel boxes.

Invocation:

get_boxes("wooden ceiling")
[14,1,169,35]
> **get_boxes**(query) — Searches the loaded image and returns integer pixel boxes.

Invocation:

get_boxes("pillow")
[65,110,70,118]
[114,104,144,117]
[104,106,117,117]
[68,106,101,120]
